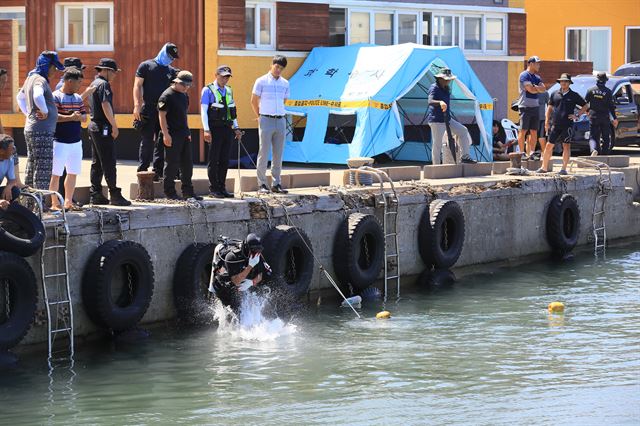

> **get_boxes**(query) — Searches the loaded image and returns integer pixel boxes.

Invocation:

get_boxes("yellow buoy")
[548,301,565,313]
[376,311,391,319]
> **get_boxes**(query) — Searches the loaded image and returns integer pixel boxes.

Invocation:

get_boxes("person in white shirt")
[251,55,290,194]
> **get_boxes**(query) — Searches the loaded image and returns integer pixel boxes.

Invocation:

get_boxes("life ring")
[173,243,216,325]
[0,203,46,257]
[333,213,385,291]
[546,194,580,254]
[82,240,155,332]
[418,199,465,269]
[0,251,38,350]
[262,225,314,298]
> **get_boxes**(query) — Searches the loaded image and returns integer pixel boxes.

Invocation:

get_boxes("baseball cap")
[173,70,193,85]
[216,65,232,77]
[95,58,122,72]
[166,43,180,60]
[0,68,7,77]
[527,56,542,63]
[63,57,86,70]
[37,51,65,71]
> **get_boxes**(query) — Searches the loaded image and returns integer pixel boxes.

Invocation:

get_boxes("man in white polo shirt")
[251,55,290,194]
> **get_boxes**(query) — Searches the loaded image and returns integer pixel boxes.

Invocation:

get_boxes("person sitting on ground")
[49,68,86,211]
[538,73,588,175]
[426,68,477,165]
[492,120,510,161]
[0,68,24,189]
[210,233,270,312]
[0,135,21,210]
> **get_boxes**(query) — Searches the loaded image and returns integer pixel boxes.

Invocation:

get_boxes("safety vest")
[207,84,237,126]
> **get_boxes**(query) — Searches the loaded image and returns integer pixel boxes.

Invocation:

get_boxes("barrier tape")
[286,99,393,110]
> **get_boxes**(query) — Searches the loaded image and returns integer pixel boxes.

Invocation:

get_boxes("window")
[486,17,504,51]
[350,11,370,44]
[566,27,611,72]
[0,7,26,51]
[433,15,459,47]
[463,16,482,50]
[422,13,431,45]
[627,27,640,63]
[398,14,418,44]
[57,4,113,50]
[374,13,393,45]
[329,8,346,46]
[246,3,274,49]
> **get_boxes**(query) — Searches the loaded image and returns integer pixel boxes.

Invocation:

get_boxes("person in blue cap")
[16,51,65,190]
[133,42,180,181]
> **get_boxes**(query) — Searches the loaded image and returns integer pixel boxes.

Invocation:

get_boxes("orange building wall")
[525,0,640,72]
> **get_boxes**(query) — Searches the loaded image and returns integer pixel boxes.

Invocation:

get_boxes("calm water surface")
[1,242,639,425]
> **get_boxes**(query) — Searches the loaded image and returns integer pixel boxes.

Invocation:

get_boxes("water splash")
[212,291,297,341]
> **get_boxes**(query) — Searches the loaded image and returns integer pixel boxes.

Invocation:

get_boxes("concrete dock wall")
[18,170,640,346]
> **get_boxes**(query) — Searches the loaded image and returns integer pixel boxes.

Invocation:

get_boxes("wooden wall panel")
[219,0,245,49]
[508,13,526,56]
[25,0,204,114]
[0,20,16,114]
[535,60,594,87]
[276,2,329,51]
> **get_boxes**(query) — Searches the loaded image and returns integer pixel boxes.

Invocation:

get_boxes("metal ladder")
[21,190,74,363]
[353,167,401,301]
[569,158,612,255]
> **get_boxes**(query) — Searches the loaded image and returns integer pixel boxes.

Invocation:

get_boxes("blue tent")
[283,44,494,164]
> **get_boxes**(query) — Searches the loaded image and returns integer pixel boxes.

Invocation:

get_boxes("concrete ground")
[16,145,640,200]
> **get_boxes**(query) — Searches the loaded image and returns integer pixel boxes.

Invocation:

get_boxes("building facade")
[1,0,529,162]
[525,0,640,74]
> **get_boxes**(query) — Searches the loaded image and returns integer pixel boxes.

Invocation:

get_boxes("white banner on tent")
[342,44,414,101]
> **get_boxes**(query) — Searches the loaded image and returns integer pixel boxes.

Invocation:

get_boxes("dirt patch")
[448,180,523,196]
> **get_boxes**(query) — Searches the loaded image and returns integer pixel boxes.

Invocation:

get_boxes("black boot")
[109,188,132,206]
[90,190,109,205]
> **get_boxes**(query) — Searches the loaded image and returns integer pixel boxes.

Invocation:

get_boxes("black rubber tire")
[546,194,580,255]
[0,251,38,350]
[263,225,314,298]
[82,240,155,332]
[416,268,457,288]
[419,200,465,269]
[173,243,216,325]
[333,213,385,291]
[0,203,46,257]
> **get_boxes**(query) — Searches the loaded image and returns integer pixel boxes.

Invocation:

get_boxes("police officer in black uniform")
[200,65,243,198]
[133,43,180,180]
[211,233,269,312]
[585,72,618,155]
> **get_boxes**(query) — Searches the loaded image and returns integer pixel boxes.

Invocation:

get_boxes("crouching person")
[0,135,21,209]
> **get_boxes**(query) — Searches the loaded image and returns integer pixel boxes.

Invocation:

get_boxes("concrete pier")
[15,163,640,347]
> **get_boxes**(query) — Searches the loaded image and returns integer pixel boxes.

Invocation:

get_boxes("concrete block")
[239,175,291,192]
[385,166,422,181]
[289,172,331,188]
[525,160,542,171]
[74,186,107,205]
[423,164,463,179]
[462,162,493,177]
[607,156,630,168]
[492,161,510,175]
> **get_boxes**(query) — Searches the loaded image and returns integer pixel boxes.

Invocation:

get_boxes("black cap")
[0,68,6,76]
[216,65,232,77]
[527,56,542,63]
[166,43,179,60]
[243,233,263,253]
[596,72,608,83]
[64,57,86,70]
[95,58,121,72]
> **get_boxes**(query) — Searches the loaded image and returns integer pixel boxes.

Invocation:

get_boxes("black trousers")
[89,128,118,194]
[163,134,194,196]
[590,119,612,154]
[137,109,165,176]
[207,125,234,192]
